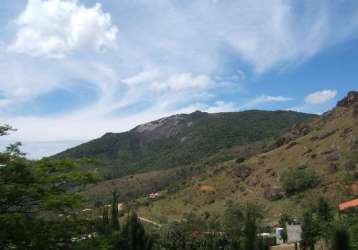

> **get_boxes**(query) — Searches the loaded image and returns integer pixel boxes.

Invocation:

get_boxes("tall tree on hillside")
[223,201,244,247]
[301,211,319,250]
[242,203,262,250]
[223,202,262,250]
[114,211,153,250]
[111,190,120,231]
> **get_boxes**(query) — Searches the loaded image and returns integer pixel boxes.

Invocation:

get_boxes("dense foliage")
[281,167,320,195]
[55,110,315,179]
[0,125,99,249]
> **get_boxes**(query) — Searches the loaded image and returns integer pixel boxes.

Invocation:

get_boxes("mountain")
[54,110,316,178]
[136,91,358,224]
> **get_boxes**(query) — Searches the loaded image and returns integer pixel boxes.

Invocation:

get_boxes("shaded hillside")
[136,91,358,224]
[55,110,316,178]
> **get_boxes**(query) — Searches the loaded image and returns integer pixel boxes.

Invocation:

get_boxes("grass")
[136,105,358,224]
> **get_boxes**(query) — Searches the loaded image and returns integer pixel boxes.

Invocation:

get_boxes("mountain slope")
[55,110,316,178]
[136,91,358,224]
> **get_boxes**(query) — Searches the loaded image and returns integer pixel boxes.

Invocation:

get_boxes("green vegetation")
[0,125,98,249]
[281,168,320,195]
[55,110,315,179]
[330,223,351,250]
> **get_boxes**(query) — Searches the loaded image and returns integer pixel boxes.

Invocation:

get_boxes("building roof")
[339,199,358,211]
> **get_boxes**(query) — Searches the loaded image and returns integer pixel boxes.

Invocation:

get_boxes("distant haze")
[0,140,86,159]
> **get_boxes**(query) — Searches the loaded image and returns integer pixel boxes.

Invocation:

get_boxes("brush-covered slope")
[137,91,358,224]
[55,110,315,178]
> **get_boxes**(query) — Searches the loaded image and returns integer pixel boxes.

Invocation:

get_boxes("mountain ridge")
[54,109,317,179]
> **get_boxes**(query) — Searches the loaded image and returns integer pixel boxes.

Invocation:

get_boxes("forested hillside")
[55,110,316,178]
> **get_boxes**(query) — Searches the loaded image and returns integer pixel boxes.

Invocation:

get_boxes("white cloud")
[9,0,118,58]
[239,95,292,109]
[304,89,337,105]
[176,100,237,114]
[151,73,214,92]
[0,0,357,159]
[205,101,237,113]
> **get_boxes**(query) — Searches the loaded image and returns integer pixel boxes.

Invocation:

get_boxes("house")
[339,198,358,211]
[149,192,159,199]
[286,223,302,243]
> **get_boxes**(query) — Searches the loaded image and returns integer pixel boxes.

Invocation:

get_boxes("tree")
[159,222,187,250]
[223,202,263,250]
[0,124,15,136]
[281,168,320,195]
[242,204,262,250]
[114,211,153,250]
[5,141,26,159]
[111,190,120,231]
[330,223,351,250]
[316,197,332,223]
[301,211,319,250]
[223,201,244,241]
[0,125,98,249]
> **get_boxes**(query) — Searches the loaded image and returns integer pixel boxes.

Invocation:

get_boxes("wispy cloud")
[0,0,357,148]
[304,89,337,105]
[238,95,293,110]
[289,89,338,114]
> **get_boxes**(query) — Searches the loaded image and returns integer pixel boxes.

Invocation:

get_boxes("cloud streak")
[304,89,337,105]
[0,0,357,151]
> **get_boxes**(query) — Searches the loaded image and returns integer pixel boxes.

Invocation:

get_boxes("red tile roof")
[339,199,358,211]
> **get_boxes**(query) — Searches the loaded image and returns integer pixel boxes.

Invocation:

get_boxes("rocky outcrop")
[264,187,286,201]
[337,91,358,107]
[246,176,259,186]
[232,165,252,181]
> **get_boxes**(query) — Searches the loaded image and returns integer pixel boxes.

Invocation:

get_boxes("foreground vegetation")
[1,121,358,250]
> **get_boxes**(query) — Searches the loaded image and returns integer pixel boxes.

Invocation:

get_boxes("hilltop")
[136,91,358,224]
[55,110,315,179]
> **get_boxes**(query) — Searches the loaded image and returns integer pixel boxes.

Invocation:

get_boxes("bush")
[236,157,246,164]
[330,223,351,250]
[281,168,320,195]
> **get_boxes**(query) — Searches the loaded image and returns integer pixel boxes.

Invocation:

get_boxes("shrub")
[281,168,320,195]
[236,157,246,164]
[330,223,351,250]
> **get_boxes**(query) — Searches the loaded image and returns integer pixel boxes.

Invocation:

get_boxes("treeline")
[78,196,358,250]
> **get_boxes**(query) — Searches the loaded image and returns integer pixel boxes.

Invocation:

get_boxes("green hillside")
[54,110,316,178]
[136,91,358,224]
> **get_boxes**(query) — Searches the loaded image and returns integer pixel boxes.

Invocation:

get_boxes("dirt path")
[138,216,161,227]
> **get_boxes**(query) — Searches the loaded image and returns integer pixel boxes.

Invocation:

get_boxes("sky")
[0,0,358,158]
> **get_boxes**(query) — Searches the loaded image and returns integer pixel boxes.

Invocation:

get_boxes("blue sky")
[0,0,357,158]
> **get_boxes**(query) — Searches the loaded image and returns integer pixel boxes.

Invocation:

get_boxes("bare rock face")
[246,175,259,186]
[232,165,252,181]
[134,111,207,142]
[317,129,338,140]
[285,141,297,150]
[326,153,340,162]
[320,147,337,155]
[291,123,313,136]
[264,187,286,201]
[337,91,358,107]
